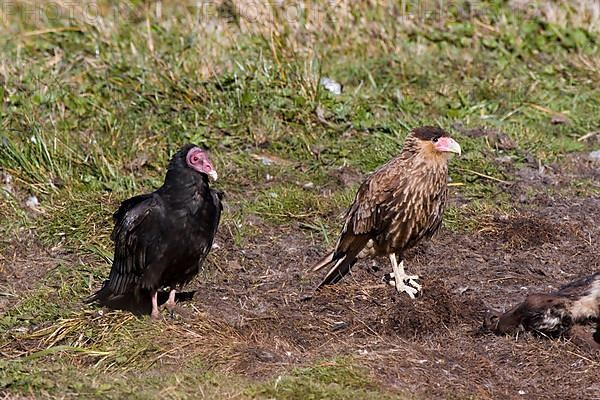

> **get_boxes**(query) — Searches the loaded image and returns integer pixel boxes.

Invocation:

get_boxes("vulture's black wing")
[191,188,223,271]
[86,193,165,302]
[209,189,224,240]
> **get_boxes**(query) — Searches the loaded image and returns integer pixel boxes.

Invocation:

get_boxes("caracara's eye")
[432,137,439,143]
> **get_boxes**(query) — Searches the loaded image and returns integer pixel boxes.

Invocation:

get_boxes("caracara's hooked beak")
[208,170,218,181]
[435,137,461,156]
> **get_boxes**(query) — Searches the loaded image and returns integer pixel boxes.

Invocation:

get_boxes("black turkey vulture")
[87,144,222,318]
[313,126,461,298]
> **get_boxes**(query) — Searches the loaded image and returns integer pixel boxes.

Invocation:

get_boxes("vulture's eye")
[432,137,439,143]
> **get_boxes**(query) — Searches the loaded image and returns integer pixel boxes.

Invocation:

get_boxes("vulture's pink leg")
[150,290,161,319]
[165,289,177,310]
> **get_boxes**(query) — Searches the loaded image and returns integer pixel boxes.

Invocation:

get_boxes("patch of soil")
[178,196,600,399]
[501,151,600,205]
[327,166,364,187]
[0,233,70,313]
[480,214,579,250]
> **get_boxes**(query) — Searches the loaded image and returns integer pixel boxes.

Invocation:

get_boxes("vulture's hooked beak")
[436,137,462,156]
[208,170,218,181]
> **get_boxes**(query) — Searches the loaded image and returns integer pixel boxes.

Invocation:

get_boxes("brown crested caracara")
[313,126,461,298]
[484,272,600,349]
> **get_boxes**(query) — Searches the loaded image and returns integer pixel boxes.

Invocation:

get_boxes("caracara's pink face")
[432,136,461,155]
[186,147,218,181]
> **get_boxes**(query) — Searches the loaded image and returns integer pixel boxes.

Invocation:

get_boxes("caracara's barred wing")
[348,163,404,235]
[314,163,403,287]
[86,193,164,302]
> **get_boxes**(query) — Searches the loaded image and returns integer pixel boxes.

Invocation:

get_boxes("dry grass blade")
[21,27,84,37]
[457,168,514,185]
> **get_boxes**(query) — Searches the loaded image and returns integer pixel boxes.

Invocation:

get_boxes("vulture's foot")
[151,309,162,320]
[166,305,193,320]
[150,290,161,319]
[164,289,177,311]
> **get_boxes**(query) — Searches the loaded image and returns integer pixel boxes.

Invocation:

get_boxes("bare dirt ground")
[0,235,73,314]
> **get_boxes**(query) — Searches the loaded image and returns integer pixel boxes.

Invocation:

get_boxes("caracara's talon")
[386,272,420,284]
[397,281,418,298]
[385,277,420,297]
[408,279,422,291]
[385,271,421,298]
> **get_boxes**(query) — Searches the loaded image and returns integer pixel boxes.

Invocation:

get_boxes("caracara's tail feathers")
[316,253,357,288]
[312,251,334,272]
[313,233,369,289]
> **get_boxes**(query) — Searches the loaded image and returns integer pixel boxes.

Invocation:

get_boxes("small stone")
[495,155,513,164]
[550,115,568,125]
[457,286,470,295]
[299,294,313,302]
[588,150,600,162]
[496,134,516,150]
[331,321,349,332]
[1,172,13,194]
[25,195,40,210]
[256,350,276,362]
[320,77,342,95]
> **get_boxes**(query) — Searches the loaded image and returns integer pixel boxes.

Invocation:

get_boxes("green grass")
[1,0,599,398]
[0,358,250,399]
[249,360,402,400]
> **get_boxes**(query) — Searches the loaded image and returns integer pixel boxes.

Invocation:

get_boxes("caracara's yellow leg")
[388,254,421,298]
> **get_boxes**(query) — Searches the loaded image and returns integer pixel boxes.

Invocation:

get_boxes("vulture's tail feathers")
[84,280,112,304]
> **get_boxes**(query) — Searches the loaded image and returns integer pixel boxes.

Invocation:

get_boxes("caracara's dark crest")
[313,126,461,298]
[412,126,449,141]
[87,143,222,319]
